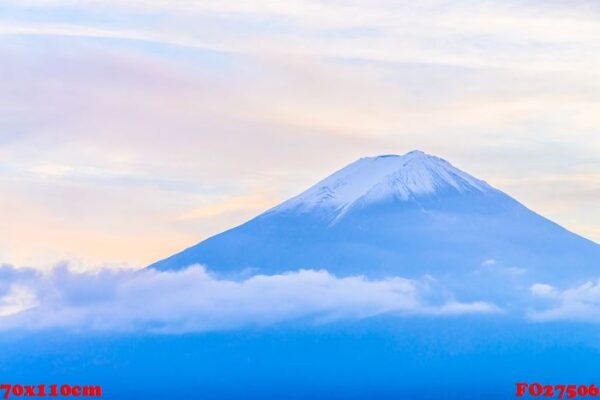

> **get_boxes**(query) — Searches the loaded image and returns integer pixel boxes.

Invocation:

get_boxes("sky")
[0,0,599,269]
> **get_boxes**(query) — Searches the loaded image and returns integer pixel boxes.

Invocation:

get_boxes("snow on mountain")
[272,150,493,219]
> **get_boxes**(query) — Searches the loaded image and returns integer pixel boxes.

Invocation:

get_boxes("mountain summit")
[272,151,492,222]
[150,151,599,291]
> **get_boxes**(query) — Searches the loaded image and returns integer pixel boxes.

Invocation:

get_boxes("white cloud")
[530,283,558,298]
[529,280,600,322]
[0,285,38,317]
[0,264,499,333]
[430,301,501,316]
[476,259,526,277]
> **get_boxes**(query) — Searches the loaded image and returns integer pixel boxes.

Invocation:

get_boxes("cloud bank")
[0,265,498,333]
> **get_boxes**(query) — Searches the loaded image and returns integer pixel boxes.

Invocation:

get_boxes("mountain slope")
[149,151,600,288]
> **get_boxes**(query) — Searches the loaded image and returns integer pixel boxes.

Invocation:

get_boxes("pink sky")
[0,0,598,268]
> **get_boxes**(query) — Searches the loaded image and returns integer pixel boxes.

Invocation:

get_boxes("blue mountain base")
[150,188,600,307]
[2,318,599,399]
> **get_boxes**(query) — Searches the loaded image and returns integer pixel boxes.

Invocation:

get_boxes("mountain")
[149,150,599,291]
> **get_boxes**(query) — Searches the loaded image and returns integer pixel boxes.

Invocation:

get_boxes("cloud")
[530,283,558,298]
[0,285,38,317]
[4,0,600,72]
[529,280,600,322]
[0,264,499,333]
[430,301,500,316]
[476,258,527,277]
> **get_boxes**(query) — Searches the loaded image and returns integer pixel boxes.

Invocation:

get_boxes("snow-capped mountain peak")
[149,150,599,282]
[273,150,492,215]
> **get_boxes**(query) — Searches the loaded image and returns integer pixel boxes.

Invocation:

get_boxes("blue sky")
[0,0,599,268]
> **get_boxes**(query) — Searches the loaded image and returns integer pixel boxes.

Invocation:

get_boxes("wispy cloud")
[529,279,600,323]
[0,264,499,333]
